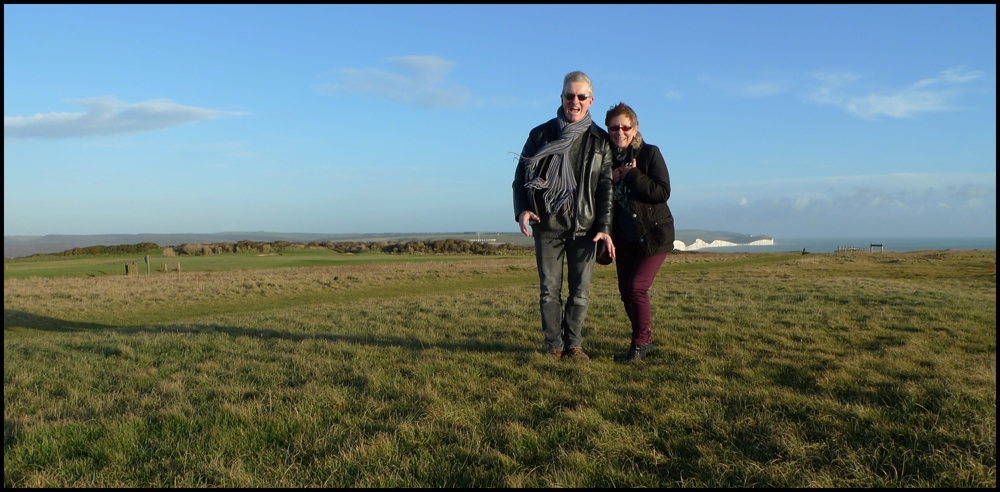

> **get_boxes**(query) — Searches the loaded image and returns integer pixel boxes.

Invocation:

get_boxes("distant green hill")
[4,230,772,258]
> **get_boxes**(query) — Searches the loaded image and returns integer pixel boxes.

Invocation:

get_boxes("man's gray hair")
[562,71,593,97]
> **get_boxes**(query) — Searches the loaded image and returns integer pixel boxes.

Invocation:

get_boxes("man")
[512,71,616,361]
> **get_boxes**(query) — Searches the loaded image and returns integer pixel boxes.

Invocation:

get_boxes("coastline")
[681,237,996,254]
[673,238,775,251]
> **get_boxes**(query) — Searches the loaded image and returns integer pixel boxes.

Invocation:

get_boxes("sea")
[694,237,997,254]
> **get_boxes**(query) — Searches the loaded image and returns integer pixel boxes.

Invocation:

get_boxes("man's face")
[561,81,593,123]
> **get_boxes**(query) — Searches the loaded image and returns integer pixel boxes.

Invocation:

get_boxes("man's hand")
[593,231,615,259]
[518,211,540,237]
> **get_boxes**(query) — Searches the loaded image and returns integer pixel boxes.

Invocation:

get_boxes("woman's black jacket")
[614,141,675,256]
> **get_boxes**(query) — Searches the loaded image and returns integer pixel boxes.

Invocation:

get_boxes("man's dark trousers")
[534,235,596,351]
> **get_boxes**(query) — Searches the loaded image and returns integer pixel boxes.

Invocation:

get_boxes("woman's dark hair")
[605,102,638,127]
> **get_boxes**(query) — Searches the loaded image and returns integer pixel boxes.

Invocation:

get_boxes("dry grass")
[4,250,995,487]
[3,258,537,327]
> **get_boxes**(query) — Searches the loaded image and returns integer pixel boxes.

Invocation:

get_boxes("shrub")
[162,247,176,257]
[236,240,261,253]
[181,244,202,255]
[53,242,160,257]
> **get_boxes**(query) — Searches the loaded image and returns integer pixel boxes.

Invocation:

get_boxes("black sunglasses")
[563,93,591,102]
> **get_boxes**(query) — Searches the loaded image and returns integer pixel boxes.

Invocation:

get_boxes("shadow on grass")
[3,419,23,487]
[4,310,106,333]
[3,309,531,355]
[4,420,21,451]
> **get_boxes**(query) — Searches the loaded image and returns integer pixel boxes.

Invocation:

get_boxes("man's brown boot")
[564,347,590,360]
[546,349,563,360]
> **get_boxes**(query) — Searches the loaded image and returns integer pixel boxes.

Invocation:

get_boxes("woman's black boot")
[621,342,654,362]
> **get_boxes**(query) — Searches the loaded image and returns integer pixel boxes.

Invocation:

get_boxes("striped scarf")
[521,107,592,215]
[612,131,644,207]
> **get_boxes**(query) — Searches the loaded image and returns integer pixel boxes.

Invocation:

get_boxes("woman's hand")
[612,158,636,183]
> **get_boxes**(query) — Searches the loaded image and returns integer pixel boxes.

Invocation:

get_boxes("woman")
[605,102,675,362]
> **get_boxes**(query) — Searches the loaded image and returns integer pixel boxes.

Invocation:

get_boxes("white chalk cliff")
[673,238,775,251]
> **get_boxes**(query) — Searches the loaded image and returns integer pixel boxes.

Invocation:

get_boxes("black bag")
[596,240,613,265]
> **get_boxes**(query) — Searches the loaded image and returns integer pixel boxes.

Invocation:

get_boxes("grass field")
[4,249,996,486]
[2,248,531,280]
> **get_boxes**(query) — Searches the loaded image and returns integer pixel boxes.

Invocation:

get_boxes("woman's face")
[607,114,637,149]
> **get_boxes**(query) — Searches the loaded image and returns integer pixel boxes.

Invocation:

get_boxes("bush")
[236,240,262,253]
[53,242,160,257]
[180,244,202,255]
[162,247,176,257]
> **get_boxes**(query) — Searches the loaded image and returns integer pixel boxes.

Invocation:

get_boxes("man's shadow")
[3,309,531,355]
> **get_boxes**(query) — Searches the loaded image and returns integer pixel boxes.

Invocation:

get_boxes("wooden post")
[145,256,150,274]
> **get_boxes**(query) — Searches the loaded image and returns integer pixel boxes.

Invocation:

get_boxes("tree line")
[162,239,532,256]
[46,242,161,257]
[28,239,532,258]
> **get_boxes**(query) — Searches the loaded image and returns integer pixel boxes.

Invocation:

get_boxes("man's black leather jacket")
[512,118,613,239]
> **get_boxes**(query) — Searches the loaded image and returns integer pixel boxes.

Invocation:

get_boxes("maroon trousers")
[614,240,668,345]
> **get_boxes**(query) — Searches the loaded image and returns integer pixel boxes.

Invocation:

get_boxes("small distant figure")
[802,248,809,255]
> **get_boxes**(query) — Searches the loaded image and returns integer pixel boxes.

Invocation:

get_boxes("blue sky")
[4,4,996,239]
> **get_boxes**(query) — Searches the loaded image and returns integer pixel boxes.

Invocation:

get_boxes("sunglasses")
[608,125,634,132]
[563,93,591,102]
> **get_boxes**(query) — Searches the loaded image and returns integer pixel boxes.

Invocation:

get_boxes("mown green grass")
[3,248,526,280]
[4,250,996,487]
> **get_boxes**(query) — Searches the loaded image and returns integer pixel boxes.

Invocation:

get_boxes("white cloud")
[848,90,953,118]
[697,75,788,98]
[810,71,862,88]
[913,66,984,88]
[4,96,248,139]
[740,82,784,97]
[956,183,995,198]
[316,55,471,109]
[674,173,996,237]
[808,67,983,119]
[966,198,985,209]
